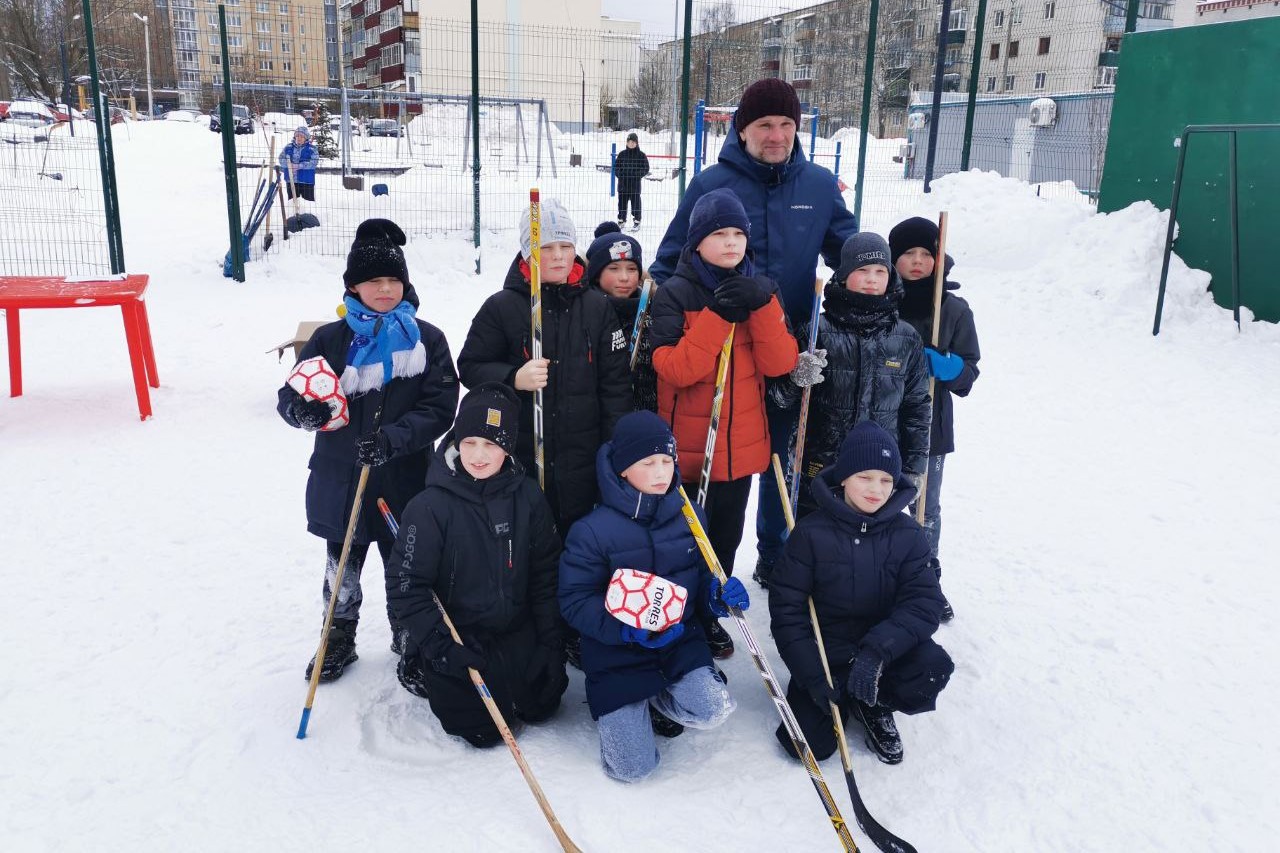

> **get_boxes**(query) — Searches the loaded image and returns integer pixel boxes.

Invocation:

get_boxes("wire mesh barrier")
[0,0,1165,274]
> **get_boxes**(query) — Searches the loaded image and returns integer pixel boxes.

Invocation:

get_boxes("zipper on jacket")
[586,331,593,364]
[507,538,513,570]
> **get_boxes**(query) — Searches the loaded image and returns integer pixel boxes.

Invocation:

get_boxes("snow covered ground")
[3,122,1277,852]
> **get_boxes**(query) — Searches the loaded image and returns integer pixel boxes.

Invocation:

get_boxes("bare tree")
[627,56,670,132]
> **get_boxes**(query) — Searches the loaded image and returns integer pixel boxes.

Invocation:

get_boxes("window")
[1034,71,1046,90]
[1142,2,1168,19]
[279,3,289,13]
[986,76,996,92]
[1044,2,1055,18]
[257,20,270,32]
[1004,74,1015,90]
[227,13,242,28]
[946,47,960,65]
[256,1,268,10]
[258,38,271,51]
[259,59,273,71]
[207,12,217,26]
[177,50,199,68]
[283,59,292,71]
[1096,66,1117,87]
[228,35,243,48]
[380,6,402,32]
[208,34,218,46]
[281,41,291,52]
[1038,36,1050,54]
[211,74,221,86]
[990,43,1000,60]
[280,21,290,34]
[380,42,403,67]
[1011,5,1022,23]
[916,23,926,39]
[1008,40,1019,57]
[949,9,967,30]
[1105,36,1121,52]
[994,9,1005,28]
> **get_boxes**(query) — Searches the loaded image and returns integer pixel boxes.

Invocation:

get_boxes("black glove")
[527,644,569,707]
[807,679,839,716]
[714,275,771,314]
[396,652,431,699]
[356,430,392,466]
[285,388,333,431]
[428,638,487,678]
[846,646,885,707]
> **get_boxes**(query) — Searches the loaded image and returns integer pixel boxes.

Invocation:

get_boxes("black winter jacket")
[457,254,633,528]
[768,466,943,696]
[614,145,650,193]
[387,438,564,660]
[770,281,931,508]
[898,259,981,456]
[595,287,658,413]
[277,317,458,544]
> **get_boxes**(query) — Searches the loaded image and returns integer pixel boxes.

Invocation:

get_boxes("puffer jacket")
[614,145,650,193]
[649,124,858,326]
[276,315,458,544]
[649,249,799,484]
[594,287,659,413]
[457,253,633,528]
[770,281,931,511]
[768,465,943,696]
[558,444,712,719]
[898,258,981,456]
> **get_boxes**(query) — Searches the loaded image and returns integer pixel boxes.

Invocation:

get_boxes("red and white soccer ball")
[605,569,688,633]
[287,356,349,432]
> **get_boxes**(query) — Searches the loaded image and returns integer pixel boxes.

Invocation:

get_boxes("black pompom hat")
[344,218,418,307]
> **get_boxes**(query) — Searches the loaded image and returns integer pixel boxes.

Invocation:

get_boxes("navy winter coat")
[387,437,563,658]
[898,259,981,456]
[768,465,943,696]
[770,281,932,500]
[559,444,713,719]
[457,254,633,528]
[277,317,458,544]
[649,123,858,325]
[614,145,650,194]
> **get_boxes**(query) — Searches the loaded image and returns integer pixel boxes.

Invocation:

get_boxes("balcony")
[788,66,814,86]
[1098,50,1120,67]
[760,59,781,71]
[793,26,815,41]
[946,28,966,45]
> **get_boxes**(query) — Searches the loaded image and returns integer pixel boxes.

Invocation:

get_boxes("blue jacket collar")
[594,443,684,524]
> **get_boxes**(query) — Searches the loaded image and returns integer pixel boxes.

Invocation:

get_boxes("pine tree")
[311,101,338,159]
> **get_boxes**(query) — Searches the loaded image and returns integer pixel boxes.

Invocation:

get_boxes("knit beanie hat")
[626,132,639,143]
[734,78,802,132]
[610,411,677,475]
[829,421,902,485]
[686,187,751,251]
[834,232,892,284]
[343,218,417,307]
[294,125,311,140]
[888,216,939,264]
[453,382,520,454]
[586,222,644,286]
[520,197,577,261]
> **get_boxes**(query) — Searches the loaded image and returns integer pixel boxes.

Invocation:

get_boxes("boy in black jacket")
[767,232,931,539]
[278,219,459,682]
[614,132,650,229]
[769,422,953,765]
[388,383,567,747]
[889,217,982,621]
[584,221,657,412]
[457,197,632,532]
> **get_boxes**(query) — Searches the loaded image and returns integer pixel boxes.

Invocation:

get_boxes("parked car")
[6,100,56,128]
[209,103,254,134]
[367,118,402,138]
[163,110,198,122]
[327,114,365,136]
[47,103,81,122]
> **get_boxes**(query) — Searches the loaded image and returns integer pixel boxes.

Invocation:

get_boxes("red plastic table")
[1,274,159,420]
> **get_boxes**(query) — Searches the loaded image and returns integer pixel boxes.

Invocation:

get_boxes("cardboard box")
[268,320,327,361]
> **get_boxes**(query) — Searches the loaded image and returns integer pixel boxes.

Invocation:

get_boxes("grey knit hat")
[519,197,577,260]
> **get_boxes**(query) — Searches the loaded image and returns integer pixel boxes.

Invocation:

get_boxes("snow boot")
[305,618,358,683]
[704,617,734,660]
[932,558,954,623]
[631,218,641,231]
[852,700,903,765]
[751,554,777,589]
[396,652,430,699]
[650,706,685,738]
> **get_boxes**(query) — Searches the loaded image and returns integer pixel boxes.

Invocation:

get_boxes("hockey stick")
[789,276,826,515]
[915,211,948,526]
[772,456,917,853]
[677,485,858,852]
[696,326,735,507]
[528,188,545,491]
[297,322,385,739]
[629,278,653,371]
[376,500,583,853]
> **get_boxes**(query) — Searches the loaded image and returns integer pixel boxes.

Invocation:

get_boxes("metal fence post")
[961,0,989,171]
[924,0,954,193]
[218,5,244,282]
[677,0,693,200]
[81,0,124,273]
[694,100,704,177]
[610,143,617,197]
[854,0,879,226]
[470,0,481,274]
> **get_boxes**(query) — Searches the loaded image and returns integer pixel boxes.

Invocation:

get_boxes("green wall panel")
[1098,18,1280,322]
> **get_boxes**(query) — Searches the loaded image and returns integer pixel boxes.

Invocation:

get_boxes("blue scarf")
[341,296,425,393]
[690,252,755,294]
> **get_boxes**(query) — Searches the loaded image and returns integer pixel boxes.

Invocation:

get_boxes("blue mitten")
[709,576,750,618]
[621,622,685,649]
[846,647,885,707]
[924,347,964,381]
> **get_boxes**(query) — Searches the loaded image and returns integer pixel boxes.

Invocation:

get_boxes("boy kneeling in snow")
[387,383,568,748]
[769,421,953,765]
[559,411,748,782]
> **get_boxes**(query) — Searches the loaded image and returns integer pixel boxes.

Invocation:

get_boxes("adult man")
[614,132,650,229]
[649,78,858,608]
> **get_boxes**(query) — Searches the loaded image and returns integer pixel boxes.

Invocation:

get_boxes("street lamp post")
[132,12,153,118]
[578,60,586,135]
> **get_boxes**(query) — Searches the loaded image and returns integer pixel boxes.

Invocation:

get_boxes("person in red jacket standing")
[648,188,798,658]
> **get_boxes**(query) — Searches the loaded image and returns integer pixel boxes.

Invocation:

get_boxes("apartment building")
[343,0,420,95]
[1191,0,1280,23]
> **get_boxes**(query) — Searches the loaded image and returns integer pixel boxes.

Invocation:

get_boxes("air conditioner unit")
[907,112,927,130]
[1029,97,1057,127]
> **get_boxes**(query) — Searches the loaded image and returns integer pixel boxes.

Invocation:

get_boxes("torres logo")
[485,407,502,427]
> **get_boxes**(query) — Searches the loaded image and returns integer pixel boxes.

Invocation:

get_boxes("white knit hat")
[519,197,577,260]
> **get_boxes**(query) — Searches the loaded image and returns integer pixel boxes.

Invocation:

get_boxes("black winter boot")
[751,554,777,589]
[704,617,734,659]
[305,618,358,683]
[650,706,685,738]
[851,700,903,765]
[932,559,954,623]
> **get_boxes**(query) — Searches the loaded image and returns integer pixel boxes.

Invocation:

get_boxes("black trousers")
[286,181,315,201]
[775,639,954,760]
[703,476,753,576]
[323,535,395,626]
[617,189,641,222]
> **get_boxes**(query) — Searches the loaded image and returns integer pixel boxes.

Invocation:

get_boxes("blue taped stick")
[297,707,311,739]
